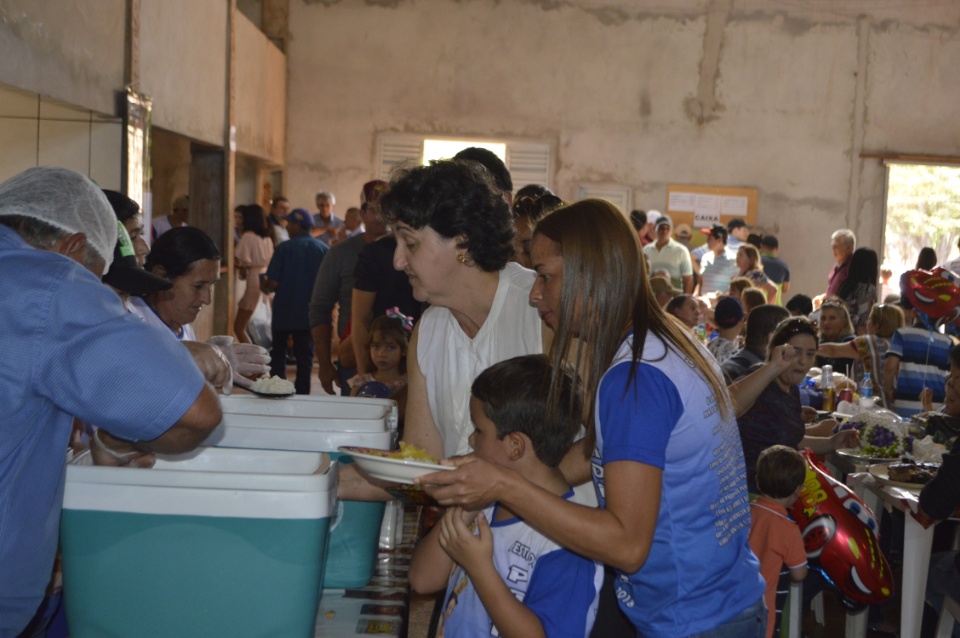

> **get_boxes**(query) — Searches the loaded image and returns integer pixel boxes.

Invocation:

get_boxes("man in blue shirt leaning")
[262,208,329,394]
[0,167,223,636]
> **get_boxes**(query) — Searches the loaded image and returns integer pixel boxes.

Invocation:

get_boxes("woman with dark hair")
[422,199,770,637]
[917,246,939,270]
[102,189,149,267]
[129,227,221,341]
[837,247,878,334]
[665,293,701,329]
[510,188,563,269]
[366,159,549,462]
[234,204,274,343]
[736,317,858,493]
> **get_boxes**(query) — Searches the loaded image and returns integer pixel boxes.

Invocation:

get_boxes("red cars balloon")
[902,267,960,336]
[790,449,893,607]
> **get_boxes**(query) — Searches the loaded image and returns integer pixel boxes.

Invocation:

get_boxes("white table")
[846,472,934,638]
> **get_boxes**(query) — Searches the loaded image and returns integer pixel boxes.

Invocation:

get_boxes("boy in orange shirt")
[748,445,809,638]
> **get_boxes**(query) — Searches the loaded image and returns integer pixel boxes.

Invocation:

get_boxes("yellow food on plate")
[350,443,439,463]
[396,442,438,463]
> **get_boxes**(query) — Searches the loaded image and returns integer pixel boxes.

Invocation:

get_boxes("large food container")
[207,394,396,588]
[61,447,336,638]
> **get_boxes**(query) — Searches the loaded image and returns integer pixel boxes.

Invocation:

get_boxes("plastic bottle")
[821,364,836,412]
[858,372,874,408]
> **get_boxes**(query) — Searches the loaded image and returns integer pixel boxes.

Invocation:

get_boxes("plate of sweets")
[835,409,907,463]
[338,442,454,485]
[868,460,940,490]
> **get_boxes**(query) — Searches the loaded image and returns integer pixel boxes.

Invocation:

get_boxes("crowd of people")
[2,154,958,638]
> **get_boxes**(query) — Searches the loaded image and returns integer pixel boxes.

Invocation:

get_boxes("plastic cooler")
[206,394,397,588]
[60,447,335,638]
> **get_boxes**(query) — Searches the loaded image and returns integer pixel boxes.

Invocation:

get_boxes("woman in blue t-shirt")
[422,200,768,638]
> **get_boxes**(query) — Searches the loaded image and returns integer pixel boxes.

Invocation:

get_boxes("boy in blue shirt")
[409,355,602,638]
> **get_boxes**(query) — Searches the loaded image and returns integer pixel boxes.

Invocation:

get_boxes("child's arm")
[439,508,547,638]
[409,508,460,595]
[789,563,808,582]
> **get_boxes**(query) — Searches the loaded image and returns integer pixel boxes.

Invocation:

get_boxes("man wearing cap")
[0,167,223,635]
[708,297,746,365]
[262,209,329,395]
[726,218,751,249]
[642,214,694,293]
[650,276,682,308]
[310,181,391,395]
[759,235,791,304]
[698,225,739,296]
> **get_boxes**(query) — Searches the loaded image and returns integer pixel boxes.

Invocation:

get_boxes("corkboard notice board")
[664,184,759,243]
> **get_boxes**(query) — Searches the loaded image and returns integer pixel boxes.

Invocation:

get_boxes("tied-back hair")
[534,199,731,456]
[145,226,221,280]
[818,297,855,339]
[738,244,763,272]
[767,317,819,359]
[868,303,905,339]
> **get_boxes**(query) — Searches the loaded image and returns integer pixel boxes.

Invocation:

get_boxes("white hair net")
[0,166,116,268]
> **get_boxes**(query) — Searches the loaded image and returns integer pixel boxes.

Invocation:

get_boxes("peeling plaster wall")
[140,0,228,146]
[286,0,960,297]
[0,0,125,116]
[235,14,286,164]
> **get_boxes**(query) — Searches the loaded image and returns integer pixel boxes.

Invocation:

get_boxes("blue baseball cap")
[284,208,314,228]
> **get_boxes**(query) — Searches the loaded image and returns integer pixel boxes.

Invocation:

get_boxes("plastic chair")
[783,581,803,638]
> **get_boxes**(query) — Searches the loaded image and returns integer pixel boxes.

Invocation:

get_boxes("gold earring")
[457,253,467,265]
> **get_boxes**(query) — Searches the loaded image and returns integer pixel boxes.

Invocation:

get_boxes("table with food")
[835,409,955,638]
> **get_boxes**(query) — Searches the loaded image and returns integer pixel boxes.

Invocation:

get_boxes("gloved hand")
[207,336,271,394]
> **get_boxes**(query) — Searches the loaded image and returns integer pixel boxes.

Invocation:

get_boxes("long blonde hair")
[534,199,731,455]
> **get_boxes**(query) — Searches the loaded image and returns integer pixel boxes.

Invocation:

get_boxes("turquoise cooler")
[208,394,396,588]
[61,447,336,638]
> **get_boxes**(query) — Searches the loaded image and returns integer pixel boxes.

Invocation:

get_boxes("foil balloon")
[356,381,392,399]
[790,449,893,608]
[902,267,960,336]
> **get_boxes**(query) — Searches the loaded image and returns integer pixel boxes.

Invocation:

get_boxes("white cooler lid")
[63,448,337,519]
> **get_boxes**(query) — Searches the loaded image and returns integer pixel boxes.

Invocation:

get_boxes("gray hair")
[315,191,336,205]
[831,228,856,250]
[0,214,105,272]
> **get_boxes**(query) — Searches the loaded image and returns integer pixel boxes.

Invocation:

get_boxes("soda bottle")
[821,364,836,412]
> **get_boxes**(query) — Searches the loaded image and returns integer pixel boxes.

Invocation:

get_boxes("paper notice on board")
[720,196,748,217]
[668,192,697,212]
[693,194,721,226]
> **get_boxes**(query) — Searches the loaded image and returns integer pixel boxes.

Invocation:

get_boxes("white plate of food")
[338,445,454,485]
[868,461,939,490]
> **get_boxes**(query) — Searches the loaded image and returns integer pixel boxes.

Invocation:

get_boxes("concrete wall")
[0,0,125,116]
[140,0,228,147]
[235,14,287,164]
[285,0,960,297]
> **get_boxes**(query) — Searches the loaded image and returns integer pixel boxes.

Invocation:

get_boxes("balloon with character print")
[901,267,960,338]
[790,449,894,609]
